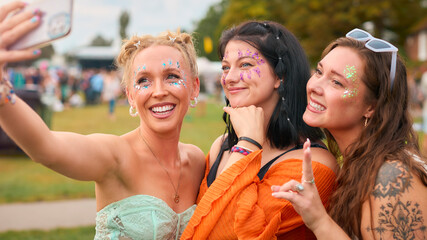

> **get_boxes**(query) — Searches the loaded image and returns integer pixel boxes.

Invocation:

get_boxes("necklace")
[138,128,181,203]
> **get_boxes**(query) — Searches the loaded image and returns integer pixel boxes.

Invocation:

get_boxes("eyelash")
[241,62,253,68]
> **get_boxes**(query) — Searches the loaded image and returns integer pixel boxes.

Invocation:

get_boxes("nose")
[222,67,240,86]
[307,75,323,96]
[152,80,168,98]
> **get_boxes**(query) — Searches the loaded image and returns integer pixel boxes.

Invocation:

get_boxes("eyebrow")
[222,55,256,63]
[318,62,347,81]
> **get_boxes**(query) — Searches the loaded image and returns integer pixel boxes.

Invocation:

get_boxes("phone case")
[8,0,73,50]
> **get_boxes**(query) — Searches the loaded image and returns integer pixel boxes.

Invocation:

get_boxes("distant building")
[406,17,427,63]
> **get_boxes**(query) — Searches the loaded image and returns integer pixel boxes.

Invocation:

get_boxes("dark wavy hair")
[324,37,427,238]
[218,20,324,149]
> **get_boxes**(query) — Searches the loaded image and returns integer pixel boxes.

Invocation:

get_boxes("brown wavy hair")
[115,30,198,88]
[323,37,427,238]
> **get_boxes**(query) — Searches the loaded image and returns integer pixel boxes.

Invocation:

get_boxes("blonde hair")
[116,30,198,88]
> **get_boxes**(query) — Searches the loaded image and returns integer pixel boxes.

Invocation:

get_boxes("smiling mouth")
[151,105,175,115]
[309,101,325,111]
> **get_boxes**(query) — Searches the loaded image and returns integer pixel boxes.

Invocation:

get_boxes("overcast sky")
[5,0,221,53]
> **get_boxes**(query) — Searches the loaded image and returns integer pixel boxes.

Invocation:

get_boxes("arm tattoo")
[372,161,412,199]
[367,161,427,239]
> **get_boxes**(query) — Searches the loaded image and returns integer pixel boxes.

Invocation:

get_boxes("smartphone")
[8,0,73,50]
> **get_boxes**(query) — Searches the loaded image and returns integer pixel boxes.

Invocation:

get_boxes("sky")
[6,0,221,53]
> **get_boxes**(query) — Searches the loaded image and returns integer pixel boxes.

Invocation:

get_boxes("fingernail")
[33,49,41,55]
[30,16,39,23]
[33,8,40,14]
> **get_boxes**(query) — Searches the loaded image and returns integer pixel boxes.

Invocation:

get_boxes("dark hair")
[324,37,427,238]
[218,20,324,149]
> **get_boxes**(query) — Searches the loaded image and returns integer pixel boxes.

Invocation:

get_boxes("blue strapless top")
[94,195,196,240]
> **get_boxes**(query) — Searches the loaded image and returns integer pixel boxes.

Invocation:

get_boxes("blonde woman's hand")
[223,105,265,148]
[0,1,42,69]
[271,139,330,232]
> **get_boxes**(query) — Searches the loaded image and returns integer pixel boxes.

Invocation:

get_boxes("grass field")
[0,99,225,204]
[0,226,95,240]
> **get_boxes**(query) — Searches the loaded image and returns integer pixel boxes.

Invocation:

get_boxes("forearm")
[312,215,351,240]
[0,97,55,160]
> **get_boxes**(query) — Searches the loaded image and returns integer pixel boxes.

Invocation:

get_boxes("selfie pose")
[272,29,427,239]
[182,20,338,239]
[0,2,204,239]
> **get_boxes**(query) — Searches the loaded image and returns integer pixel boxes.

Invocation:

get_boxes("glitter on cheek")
[246,70,252,79]
[253,67,261,77]
[162,63,166,68]
[168,59,173,66]
[177,61,180,68]
[222,72,228,85]
[342,65,359,99]
[240,72,244,81]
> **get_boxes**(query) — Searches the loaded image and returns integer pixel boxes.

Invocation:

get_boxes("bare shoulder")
[208,134,227,168]
[180,142,205,169]
[276,142,338,174]
[310,146,339,174]
[363,160,427,239]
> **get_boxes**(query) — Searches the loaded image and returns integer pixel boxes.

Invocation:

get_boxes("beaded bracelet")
[238,136,262,149]
[231,145,253,156]
[0,77,16,107]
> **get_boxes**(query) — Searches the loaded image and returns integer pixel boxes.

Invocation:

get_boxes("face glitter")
[246,70,252,79]
[342,65,359,99]
[253,67,261,77]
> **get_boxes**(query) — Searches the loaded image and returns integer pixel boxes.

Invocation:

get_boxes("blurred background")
[1,0,427,239]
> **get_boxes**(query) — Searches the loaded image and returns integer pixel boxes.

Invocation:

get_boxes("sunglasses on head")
[346,28,398,90]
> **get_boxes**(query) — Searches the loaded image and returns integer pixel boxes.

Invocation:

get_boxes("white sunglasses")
[346,28,398,90]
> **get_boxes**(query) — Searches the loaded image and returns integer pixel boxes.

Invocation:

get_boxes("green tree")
[90,35,113,46]
[193,0,229,61]
[216,0,427,65]
[119,10,130,40]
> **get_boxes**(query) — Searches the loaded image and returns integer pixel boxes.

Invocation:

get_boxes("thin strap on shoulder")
[207,138,230,187]
[257,142,328,180]
[257,145,301,180]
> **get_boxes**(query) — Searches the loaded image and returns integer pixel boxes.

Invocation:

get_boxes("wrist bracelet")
[0,77,16,107]
[238,136,262,149]
[231,145,253,156]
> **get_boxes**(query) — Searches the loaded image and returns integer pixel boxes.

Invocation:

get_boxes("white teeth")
[309,101,325,111]
[152,105,174,114]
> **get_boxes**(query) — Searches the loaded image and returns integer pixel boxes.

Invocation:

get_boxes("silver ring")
[303,178,315,184]
[295,183,304,192]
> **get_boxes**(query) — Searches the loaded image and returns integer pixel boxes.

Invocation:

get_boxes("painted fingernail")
[33,8,40,14]
[33,49,41,55]
[30,16,39,23]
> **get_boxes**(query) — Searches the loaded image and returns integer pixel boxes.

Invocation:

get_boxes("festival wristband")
[0,77,16,107]
[238,136,262,149]
[231,145,253,156]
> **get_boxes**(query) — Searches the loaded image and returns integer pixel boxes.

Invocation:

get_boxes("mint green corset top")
[94,195,196,240]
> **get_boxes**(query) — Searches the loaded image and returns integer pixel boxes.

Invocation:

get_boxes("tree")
[90,35,113,46]
[192,0,229,61]
[215,0,427,65]
[119,10,130,40]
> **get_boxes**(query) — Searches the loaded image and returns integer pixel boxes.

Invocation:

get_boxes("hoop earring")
[364,117,369,127]
[129,106,138,117]
[190,97,198,108]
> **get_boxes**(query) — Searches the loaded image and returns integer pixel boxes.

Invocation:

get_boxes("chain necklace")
[138,128,181,203]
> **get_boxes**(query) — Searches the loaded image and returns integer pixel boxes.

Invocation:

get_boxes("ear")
[364,103,375,119]
[191,77,200,99]
[126,86,135,107]
[274,76,281,89]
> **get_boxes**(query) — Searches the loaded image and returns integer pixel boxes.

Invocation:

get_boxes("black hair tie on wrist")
[238,137,262,149]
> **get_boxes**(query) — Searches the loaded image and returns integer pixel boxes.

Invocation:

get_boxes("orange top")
[181,150,336,240]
